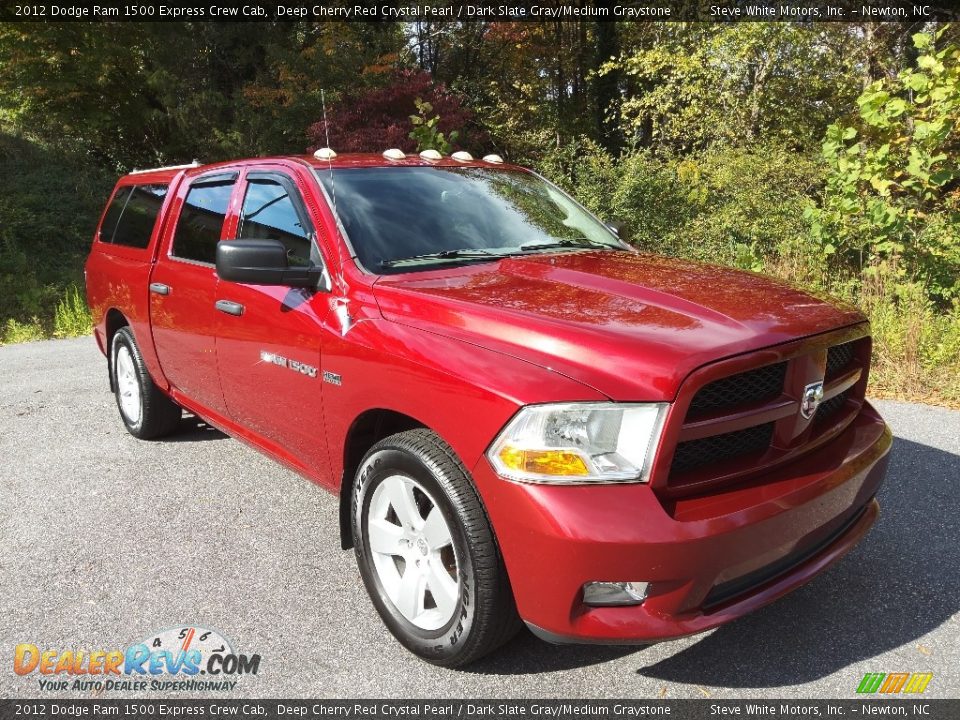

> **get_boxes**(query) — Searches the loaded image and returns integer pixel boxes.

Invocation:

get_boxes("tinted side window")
[238,179,312,267]
[99,186,132,243]
[171,180,235,264]
[112,185,168,249]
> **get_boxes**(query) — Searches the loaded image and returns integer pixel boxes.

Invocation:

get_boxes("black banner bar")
[1,1,958,23]
[1,700,959,720]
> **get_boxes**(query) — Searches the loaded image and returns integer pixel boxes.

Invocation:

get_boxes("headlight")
[487,403,667,484]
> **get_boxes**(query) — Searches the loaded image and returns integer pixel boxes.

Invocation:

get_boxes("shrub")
[1,318,44,345]
[0,131,112,331]
[806,29,960,303]
[538,140,824,269]
[52,285,92,339]
[306,69,483,154]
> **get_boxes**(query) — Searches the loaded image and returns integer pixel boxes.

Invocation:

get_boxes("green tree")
[409,99,459,154]
[0,22,405,168]
[603,24,863,152]
[807,28,960,301]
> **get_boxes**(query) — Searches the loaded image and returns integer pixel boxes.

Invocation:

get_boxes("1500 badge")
[260,351,317,379]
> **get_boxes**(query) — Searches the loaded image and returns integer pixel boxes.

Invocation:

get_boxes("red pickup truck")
[85,150,892,667]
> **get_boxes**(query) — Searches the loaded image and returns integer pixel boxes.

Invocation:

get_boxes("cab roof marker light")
[313,147,337,160]
[451,151,473,162]
[482,154,504,164]
[419,149,443,161]
[383,148,406,160]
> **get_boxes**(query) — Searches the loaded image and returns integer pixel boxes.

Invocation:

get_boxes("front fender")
[321,317,608,486]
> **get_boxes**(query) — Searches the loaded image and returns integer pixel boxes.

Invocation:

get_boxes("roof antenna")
[320,88,337,215]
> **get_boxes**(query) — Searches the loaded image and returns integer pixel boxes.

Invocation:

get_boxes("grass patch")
[2,317,46,344]
[0,284,92,345]
[52,285,93,339]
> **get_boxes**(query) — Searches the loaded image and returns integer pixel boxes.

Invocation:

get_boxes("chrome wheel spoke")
[395,566,425,620]
[368,518,404,555]
[425,561,458,619]
[384,476,423,530]
[422,507,452,550]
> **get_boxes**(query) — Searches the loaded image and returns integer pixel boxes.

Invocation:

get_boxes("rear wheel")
[111,327,181,439]
[352,429,521,667]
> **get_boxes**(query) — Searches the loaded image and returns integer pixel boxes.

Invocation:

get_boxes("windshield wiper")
[380,248,506,267]
[517,238,620,253]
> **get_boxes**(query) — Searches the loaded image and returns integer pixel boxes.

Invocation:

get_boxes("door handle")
[149,282,171,296]
[215,300,244,317]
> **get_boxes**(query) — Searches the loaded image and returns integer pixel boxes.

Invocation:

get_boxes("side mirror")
[216,239,324,288]
[605,219,630,241]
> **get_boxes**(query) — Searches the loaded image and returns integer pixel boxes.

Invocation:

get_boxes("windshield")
[314,166,624,273]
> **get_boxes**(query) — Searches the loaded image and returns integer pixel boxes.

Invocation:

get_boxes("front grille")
[688,362,787,415]
[665,335,868,492]
[670,422,774,476]
[826,342,855,378]
[816,390,848,424]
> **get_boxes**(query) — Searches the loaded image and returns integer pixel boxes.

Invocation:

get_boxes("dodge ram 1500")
[85,150,892,667]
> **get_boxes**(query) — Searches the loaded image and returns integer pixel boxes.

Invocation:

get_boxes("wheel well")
[105,309,129,392]
[338,409,425,550]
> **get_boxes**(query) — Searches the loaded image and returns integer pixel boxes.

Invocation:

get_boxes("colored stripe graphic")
[857,673,886,693]
[903,673,934,694]
[857,672,932,694]
[880,673,910,693]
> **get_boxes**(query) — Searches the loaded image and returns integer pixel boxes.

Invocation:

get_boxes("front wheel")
[352,429,520,667]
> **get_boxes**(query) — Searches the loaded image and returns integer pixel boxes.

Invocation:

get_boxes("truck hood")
[372,251,865,401]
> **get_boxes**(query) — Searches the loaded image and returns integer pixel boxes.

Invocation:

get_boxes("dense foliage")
[0,20,956,403]
[0,132,111,340]
[305,69,479,153]
[808,30,960,303]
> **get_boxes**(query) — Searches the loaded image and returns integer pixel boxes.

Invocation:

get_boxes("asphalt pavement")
[1,336,957,699]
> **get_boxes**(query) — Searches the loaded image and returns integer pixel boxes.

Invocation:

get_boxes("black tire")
[110,326,181,439]
[352,429,521,667]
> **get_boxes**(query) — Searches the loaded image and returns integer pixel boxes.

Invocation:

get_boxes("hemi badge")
[322,370,342,386]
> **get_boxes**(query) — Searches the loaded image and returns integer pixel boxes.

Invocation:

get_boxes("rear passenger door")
[214,169,332,480]
[150,171,237,416]
[87,182,171,384]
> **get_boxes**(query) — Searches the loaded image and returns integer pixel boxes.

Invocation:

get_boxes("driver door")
[214,168,333,482]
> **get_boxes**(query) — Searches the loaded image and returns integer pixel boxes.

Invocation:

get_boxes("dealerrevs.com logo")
[13,625,261,693]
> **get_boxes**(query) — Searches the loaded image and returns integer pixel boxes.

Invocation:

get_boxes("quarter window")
[171,180,235,264]
[111,185,168,249]
[99,186,132,243]
[238,178,313,267]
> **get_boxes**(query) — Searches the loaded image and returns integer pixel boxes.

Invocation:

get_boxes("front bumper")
[473,401,892,643]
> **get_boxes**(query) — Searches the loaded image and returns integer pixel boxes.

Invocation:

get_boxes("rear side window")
[112,185,168,248]
[98,186,132,243]
[171,180,235,264]
[99,184,168,249]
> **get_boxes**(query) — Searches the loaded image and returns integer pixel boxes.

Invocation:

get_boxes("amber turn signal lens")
[497,446,590,476]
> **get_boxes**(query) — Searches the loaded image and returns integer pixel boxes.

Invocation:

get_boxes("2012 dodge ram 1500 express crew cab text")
[85,149,892,667]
